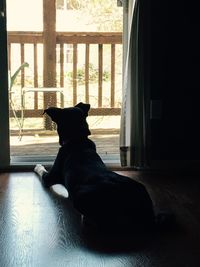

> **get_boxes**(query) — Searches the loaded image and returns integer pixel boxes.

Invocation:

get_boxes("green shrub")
[66,63,110,84]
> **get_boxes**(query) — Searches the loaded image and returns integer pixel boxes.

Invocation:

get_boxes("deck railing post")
[98,44,103,108]
[85,44,90,104]
[111,44,115,107]
[73,44,78,106]
[34,43,38,110]
[43,0,56,130]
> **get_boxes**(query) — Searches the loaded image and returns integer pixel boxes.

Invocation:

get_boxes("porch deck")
[10,129,120,162]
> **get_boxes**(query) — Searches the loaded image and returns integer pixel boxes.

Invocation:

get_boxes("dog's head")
[43,102,91,145]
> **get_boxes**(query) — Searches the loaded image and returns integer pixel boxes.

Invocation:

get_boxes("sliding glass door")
[2,0,123,167]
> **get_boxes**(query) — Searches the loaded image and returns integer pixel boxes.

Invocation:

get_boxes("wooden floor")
[1,171,200,266]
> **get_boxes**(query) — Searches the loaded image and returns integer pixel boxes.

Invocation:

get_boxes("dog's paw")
[34,164,47,177]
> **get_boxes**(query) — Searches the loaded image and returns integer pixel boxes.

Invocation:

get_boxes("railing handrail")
[8,31,122,121]
[8,31,122,44]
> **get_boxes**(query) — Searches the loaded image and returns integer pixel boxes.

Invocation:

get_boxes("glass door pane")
[7,0,123,165]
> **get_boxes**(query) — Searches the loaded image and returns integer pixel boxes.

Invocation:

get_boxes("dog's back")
[55,137,155,230]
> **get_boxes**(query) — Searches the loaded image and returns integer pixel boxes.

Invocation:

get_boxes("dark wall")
[149,2,200,160]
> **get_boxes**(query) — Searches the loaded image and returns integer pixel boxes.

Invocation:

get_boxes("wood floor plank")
[1,171,200,266]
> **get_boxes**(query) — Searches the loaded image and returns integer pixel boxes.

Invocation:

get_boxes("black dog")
[34,103,156,231]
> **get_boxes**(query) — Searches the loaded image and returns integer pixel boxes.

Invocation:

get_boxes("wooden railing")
[8,31,122,118]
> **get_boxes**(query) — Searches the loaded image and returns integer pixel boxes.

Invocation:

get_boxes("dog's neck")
[61,136,89,146]
[60,136,96,151]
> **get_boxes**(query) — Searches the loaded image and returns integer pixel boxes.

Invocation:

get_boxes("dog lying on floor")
[34,102,156,231]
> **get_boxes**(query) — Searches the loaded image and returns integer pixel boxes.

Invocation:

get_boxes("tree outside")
[56,0,123,32]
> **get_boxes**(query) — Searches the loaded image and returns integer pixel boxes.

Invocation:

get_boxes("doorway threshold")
[10,154,121,170]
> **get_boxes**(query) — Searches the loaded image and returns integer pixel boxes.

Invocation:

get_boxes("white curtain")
[120,0,151,169]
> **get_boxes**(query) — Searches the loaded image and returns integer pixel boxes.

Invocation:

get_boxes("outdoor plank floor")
[10,131,120,158]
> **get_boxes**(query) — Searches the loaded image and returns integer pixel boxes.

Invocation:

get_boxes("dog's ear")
[43,107,62,123]
[75,102,90,117]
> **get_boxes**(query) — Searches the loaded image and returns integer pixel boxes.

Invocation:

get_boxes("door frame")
[0,0,10,169]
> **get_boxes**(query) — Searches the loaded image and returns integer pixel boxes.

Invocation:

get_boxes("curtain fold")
[120,0,150,169]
